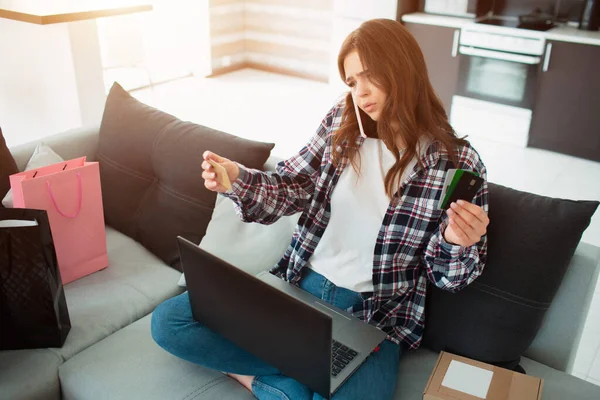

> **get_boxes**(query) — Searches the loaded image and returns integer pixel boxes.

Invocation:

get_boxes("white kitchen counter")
[401,12,474,29]
[546,25,600,46]
[401,12,600,47]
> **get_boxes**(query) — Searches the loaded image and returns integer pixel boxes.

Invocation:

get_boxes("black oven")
[449,22,549,147]
[456,45,541,110]
[454,23,547,110]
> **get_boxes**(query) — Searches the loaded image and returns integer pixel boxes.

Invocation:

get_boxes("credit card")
[207,159,232,191]
[439,169,483,210]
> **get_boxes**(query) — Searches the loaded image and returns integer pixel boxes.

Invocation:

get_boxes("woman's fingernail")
[451,202,457,209]
[447,209,454,216]
[457,200,464,205]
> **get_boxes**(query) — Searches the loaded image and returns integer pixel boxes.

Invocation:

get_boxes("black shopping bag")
[0,208,71,350]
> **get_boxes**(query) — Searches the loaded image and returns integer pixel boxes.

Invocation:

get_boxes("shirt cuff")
[221,163,250,200]
[439,222,465,258]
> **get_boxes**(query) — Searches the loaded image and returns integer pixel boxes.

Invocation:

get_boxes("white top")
[309,138,418,292]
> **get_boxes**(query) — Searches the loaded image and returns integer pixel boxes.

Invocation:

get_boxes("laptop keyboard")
[331,340,358,377]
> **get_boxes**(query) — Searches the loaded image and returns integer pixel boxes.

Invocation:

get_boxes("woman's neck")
[379,120,406,150]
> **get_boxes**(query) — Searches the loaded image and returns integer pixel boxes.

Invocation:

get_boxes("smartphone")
[439,169,484,210]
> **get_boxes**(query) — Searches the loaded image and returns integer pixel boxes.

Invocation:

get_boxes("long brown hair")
[334,19,467,198]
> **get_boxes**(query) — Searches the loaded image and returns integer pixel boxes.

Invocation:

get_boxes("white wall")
[141,0,210,81]
[97,0,210,92]
[0,1,162,147]
[329,0,398,92]
[0,17,83,147]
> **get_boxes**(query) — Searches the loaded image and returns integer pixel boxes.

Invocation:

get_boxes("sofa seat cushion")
[519,357,600,400]
[59,326,600,400]
[59,314,254,400]
[0,348,63,400]
[394,349,600,400]
[50,226,183,361]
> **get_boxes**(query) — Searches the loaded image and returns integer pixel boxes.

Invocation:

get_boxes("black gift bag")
[0,208,71,350]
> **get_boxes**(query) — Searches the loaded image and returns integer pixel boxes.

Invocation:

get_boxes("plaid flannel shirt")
[224,100,489,350]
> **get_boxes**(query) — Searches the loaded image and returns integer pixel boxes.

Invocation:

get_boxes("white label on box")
[441,360,494,399]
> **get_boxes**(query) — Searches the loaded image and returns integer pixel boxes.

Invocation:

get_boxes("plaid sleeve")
[423,150,489,292]
[221,104,337,225]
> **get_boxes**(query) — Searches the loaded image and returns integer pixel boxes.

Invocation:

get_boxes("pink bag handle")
[46,172,83,218]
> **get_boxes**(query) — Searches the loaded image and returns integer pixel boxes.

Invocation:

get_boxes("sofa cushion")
[394,349,600,400]
[518,357,600,400]
[2,143,64,207]
[0,127,19,202]
[422,183,599,369]
[0,348,63,400]
[59,325,600,400]
[51,226,183,361]
[179,195,299,286]
[9,125,101,171]
[59,314,254,400]
[97,82,275,270]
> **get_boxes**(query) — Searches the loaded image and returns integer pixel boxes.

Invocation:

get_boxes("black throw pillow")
[97,82,275,270]
[0,127,19,204]
[422,183,599,370]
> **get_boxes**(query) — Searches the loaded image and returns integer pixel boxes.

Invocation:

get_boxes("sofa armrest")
[9,125,101,170]
[524,241,600,372]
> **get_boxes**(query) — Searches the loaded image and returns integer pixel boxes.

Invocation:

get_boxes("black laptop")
[177,236,387,399]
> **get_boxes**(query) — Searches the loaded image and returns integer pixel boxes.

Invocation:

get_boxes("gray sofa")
[1,124,600,400]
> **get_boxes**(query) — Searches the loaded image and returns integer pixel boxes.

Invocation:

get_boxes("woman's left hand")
[443,200,489,247]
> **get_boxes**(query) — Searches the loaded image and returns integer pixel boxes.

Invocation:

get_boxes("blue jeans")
[151,269,402,399]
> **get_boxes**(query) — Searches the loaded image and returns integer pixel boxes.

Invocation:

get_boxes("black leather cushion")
[422,183,599,370]
[97,82,275,270]
[0,127,19,203]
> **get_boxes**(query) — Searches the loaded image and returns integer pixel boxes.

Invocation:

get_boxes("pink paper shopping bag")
[10,157,108,284]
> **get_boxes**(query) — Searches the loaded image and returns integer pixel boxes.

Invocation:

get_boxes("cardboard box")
[423,351,543,400]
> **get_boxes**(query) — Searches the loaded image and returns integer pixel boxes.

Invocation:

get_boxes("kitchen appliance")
[450,20,548,147]
[517,7,556,30]
[579,0,600,30]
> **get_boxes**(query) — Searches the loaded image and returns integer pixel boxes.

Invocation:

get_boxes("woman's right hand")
[201,151,240,193]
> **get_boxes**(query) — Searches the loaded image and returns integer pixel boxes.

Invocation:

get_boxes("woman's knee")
[150,293,191,350]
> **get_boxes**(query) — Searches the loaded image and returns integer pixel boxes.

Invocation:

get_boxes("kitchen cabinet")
[528,40,600,161]
[404,22,461,115]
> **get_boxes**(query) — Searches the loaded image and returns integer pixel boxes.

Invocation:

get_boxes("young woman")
[152,18,489,400]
